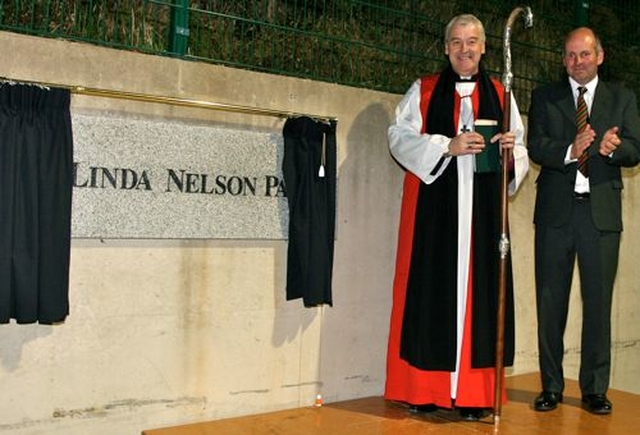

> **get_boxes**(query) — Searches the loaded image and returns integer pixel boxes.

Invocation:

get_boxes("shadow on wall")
[268,100,398,326]
[0,324,53,372]
[339,102,400,267]
[267,101,399,363]
[310,102,400,396]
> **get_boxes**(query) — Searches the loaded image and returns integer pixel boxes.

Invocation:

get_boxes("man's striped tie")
[576,86,589,176]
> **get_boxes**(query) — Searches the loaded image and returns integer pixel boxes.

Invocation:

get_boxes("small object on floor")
[534,391,563,411]
[582,394,612,415]
[409,404,438,413]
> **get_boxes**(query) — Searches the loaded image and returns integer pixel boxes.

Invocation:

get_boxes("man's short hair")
[445,14,486,44]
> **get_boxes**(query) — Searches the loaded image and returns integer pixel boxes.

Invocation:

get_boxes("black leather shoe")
[458,407,484,421]
[533,391,563,411]
[409,404,438,413]
[582,394,612,415]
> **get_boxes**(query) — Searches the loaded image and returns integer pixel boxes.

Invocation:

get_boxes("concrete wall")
[0,31,638,435]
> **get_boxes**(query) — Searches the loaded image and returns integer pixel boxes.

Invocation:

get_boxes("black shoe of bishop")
[409,403,438,413]
[534,391,563,411]
[458,407,484,421]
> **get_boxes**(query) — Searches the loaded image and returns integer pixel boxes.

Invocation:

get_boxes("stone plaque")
[71,112,288,239]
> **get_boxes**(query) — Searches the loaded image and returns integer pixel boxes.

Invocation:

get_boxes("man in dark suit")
[528,27,640,415]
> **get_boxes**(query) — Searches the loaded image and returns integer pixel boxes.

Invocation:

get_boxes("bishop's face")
[445,23,485,77]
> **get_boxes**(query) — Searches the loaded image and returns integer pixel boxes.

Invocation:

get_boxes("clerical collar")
[457,75,478,82]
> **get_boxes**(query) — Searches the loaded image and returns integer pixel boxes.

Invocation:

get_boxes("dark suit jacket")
[528,77,640,231]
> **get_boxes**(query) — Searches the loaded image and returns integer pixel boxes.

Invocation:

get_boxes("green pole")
[169,0,189,55]
[575,0,589,26]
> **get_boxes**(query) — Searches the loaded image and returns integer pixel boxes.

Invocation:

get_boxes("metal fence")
[0,0,638,112]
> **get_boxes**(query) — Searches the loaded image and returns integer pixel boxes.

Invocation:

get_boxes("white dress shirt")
[566,76,598,193]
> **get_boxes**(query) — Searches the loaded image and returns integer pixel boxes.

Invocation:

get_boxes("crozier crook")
[494,5,533,427]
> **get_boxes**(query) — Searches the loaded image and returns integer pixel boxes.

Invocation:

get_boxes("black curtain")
[282,117,337,307]
[0,84,73,324]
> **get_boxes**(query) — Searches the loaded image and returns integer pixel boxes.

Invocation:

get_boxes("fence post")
[574,0,589,26]
[169,0,189,55]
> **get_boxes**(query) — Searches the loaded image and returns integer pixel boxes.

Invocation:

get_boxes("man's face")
[445,23,485,77]
[563,29,603,85]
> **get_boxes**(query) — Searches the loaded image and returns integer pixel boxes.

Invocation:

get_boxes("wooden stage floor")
[143,373,640,434]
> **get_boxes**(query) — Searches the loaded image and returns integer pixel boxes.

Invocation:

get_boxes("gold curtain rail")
[0,77,338,123]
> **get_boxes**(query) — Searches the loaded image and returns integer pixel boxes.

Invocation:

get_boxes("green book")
[474,119,500,173]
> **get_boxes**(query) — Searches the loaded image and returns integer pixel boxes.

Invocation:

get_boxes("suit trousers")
[534,196,620,395]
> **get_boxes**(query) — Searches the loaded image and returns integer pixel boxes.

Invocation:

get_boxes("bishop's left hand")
[491,131,516,150]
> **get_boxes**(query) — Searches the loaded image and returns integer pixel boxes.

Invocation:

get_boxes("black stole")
[399,65,515,370]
